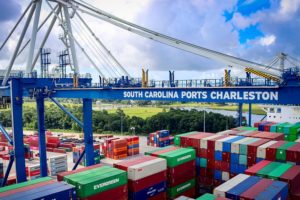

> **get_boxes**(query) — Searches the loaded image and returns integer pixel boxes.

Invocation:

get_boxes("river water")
[172,106,265,126]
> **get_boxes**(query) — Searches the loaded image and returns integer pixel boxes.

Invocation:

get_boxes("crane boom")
[55,0,282,80]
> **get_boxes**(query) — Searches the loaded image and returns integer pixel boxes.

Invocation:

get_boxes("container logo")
[177,182,191,192]
[93,178,119,190]
[177,154,191,162]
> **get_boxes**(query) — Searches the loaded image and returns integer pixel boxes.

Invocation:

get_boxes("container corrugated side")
[213,174,250,197]
[256,141,278,159]
[167,178,195,199]
[158,148,196,168]
[231,137,253,154]
[127,157,166,180]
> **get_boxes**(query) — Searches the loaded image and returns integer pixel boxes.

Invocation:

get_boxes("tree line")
[0,104,237,134]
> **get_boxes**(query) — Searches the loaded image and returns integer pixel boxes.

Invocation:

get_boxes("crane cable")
[72,16,122,77]
[71,18,118,77]
[75,12,130,77]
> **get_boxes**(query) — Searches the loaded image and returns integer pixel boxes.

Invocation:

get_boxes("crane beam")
[60,0,282,80]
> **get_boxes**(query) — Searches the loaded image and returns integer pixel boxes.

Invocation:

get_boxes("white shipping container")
[27,164,40,172]
[214,174,250,197]
[216,130,233,135]
[200,135,222,149]
[127,158,167,181]
[222,171,230,181]
[256,141,278,158]
[231,137,253,154]
[215,136,238,151]
[48,155,67,162]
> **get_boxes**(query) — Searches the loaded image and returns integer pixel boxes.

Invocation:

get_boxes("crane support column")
[248,104,252,127]
[83,98,94,166]
[238,103,243,127]
[36,94,47,177]
[10,79,26,183]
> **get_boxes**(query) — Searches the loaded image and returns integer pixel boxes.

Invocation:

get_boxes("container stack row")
[214,174,289,200]
[26,164,40,180]
[145,146,196,199]
[223,128,284,140]
[245,160,300,199]
[148,130,172,147]
[254,121,300,141]
[114,155,167,199]
[126,136,139,156]
[48,154,68,176]
[72,144,101,166]
[63,165,128,200]
[101,138,128,159]
[0,177,76,200]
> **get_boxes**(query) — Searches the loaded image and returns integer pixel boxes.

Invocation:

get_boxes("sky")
[0,0,300,81]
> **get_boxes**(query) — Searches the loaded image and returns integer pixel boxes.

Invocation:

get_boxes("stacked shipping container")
[148,130,172,147]
[0,177,77,200]
[145,146,196,199]
[254,121,300,141]
[26,164,40,180]
[63,165,127,199]
[114,155,167,199]
[126,136,139,156]
[213,174,289,200]
[48,154,68,176]
[101,138,128,159]
[73,144,101,166]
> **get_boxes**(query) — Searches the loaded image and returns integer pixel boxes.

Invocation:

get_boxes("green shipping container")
[283,124,295,135]
[158,148,196,168]
[257,162,281,178]
[277,123,290,133]
[286,134,298,141]
[239,154,247,165]
[289,124,300,135]
[235,127,258,131]
[0,177,52,193]
[174,131,198,146]
[239,138,259,155]
[267,163,293,180]
[276,142,297,160]
[167,178,195,199]
[196,193,216,200]
[64,166,127,198]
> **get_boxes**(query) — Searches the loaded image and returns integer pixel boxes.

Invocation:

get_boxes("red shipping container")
[128,170,167,192]
[247,139,270,157]
[207,159,215,169]
[245,160,271,176]
[114,156,155,171]
[247,155,256,167]
[169,169,195,187]
[46,136,60,144]
[214,161,221,170]
[254,121,263,128]
[79,184,128,200]
[286,143,300,163]
[240,179,273,200]
[222,152,230,162]
[168,160,195,177]
[57,163,103,181]
[290,187,300,200]
[198,148,207,158]
[46,142,59,148]
[220,161,230,172]
[180,132,200,147]
[264,123,276,132]
[266,141,286,161]
[279,165,300,194]
[207,135,228,150]
[148,192,167,200]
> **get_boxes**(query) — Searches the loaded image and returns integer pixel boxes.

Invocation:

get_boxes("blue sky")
[0,0,299,80]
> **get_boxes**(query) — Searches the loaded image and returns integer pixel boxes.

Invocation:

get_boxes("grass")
[107,107,167,119]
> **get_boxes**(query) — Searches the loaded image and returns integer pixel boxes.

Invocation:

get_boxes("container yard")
[0,0,300,199]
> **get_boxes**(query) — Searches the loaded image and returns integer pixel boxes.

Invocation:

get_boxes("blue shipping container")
[226,176,261,199]
[129,181,166,200]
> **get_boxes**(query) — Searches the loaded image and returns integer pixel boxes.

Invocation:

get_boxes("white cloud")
[259,35,276,46]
